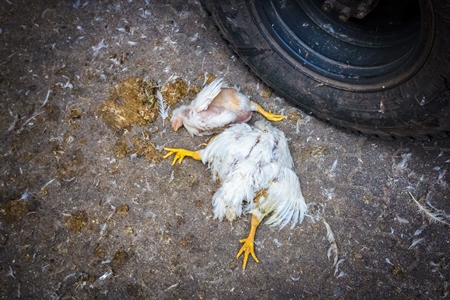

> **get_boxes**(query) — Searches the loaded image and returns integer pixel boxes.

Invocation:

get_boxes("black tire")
[202,0,450,140]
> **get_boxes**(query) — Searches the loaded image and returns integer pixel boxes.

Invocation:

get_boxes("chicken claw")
[252,102,285,122]
[164,148,201,165]
[236,214,261,269]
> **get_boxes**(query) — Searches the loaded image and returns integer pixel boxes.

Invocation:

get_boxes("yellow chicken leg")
[252,102,285,122]
[201,134,219,147]
[236,214,261,269]
[164,148,201,165]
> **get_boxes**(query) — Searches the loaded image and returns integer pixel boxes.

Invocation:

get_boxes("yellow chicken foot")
[252,102,285,122]
[236,214,261,269]
[163,148,201,165]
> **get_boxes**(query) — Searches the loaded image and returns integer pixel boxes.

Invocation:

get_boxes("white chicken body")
[199,120,307,229]
[164,120,306,268]
[171,78,284,136]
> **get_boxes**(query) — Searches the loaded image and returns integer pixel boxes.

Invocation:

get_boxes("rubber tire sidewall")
[204,0,450,140]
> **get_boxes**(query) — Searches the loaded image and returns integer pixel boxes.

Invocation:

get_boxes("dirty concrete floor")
[1,1,449,299]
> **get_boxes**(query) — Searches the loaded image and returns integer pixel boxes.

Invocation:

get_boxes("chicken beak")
[172,118,183,131]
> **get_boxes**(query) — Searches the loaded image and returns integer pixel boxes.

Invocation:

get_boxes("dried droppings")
[187,85,202,97]
[108,52,126,65]
[178,234,194,248]
[93,243,105,258]
[195,198,204,207]
[56,149,86,180]
[112,250,129,269]
[116,204,129,216]
[113,141,129,159]
[1,199,29,223]
[131,135,163,163]
[40,186,49,197]
[160,77,188,106]
[98,77,158,130]
[301,146,330,159]
[65,210,88,232]
[260,86,272,98]
[198,72,216,85]
[68,107,82,120]
[392,265,405,276]
[287,109,303,121]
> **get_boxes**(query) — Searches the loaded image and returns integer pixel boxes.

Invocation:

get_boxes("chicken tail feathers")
[262,168,307,229]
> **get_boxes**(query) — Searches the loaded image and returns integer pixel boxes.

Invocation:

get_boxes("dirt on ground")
[0,1,449,299]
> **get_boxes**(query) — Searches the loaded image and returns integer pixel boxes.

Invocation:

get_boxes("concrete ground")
[0,1,449,299]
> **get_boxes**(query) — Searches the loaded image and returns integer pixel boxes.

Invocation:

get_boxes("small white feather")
[7,266,15,278]
[99,271,112,280]
[156,90,169,127]
[408,237,424,250]
[396,153,412,171]
[334,258,345,277]
[64,272,77,281]
[323,219,338,267]
[322,187,335,201]
[92,39,107,57]
[73,0,80,9]
[408,192,450,225]
[328,159,338,177]
[41,89,52,107]
[395,215,410,224]
[273,238,283,247]
[164,281,180,292]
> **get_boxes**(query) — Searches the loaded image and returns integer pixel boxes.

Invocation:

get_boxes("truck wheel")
[203,0,450,140]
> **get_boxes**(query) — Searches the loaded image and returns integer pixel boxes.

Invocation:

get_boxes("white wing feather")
[191,78,224,112]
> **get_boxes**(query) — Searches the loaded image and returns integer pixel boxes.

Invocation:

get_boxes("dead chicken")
[164,120,307,269]
[170,78,285,136]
